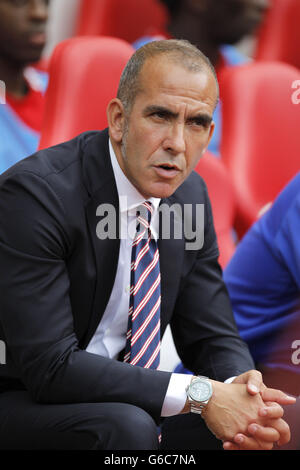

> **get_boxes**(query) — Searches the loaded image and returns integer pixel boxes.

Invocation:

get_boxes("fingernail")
[249,383,259,393]
[260,408,268,416]
[236,435,244,443]
[250,424,258,434]
[286,395,296,401]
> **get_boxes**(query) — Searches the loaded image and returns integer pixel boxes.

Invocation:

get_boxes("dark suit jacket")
[0,129,254,422]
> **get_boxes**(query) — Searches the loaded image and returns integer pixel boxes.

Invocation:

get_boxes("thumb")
[245,371,264,395]
[247,381,261,395]
[233,370,263,395]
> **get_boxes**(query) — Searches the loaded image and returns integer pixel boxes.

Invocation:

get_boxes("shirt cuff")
[161,373,193,417]
[224,376,236,384]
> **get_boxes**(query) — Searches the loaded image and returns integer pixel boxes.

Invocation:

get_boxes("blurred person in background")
[134,0,269,155]
[224,172,300,449]
[0,0,49,174]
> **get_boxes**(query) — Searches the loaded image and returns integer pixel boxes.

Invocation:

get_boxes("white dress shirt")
[86,140,234,417]
[85,140,193,416]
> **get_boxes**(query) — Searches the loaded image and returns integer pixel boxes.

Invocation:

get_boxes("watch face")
[189,380,211,402]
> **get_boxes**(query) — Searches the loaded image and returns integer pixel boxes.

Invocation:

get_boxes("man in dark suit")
[0,39,295,450]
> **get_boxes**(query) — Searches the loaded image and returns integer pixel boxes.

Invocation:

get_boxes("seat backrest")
[39,36,134,150]
[195,153,237,268]
[220,61,300,237]
[255,0,300,69]
[76,0,167,44]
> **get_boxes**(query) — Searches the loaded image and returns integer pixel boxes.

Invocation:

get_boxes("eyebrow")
[143,105,213,126]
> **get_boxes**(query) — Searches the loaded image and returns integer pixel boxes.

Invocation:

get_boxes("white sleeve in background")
[161,374,237,417]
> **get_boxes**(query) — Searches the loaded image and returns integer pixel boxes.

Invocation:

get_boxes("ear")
[107,98,126,143]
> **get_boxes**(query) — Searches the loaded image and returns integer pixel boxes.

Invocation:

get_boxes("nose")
[28,0,49,22]
[252,0,270,13]
[162,123,186,155]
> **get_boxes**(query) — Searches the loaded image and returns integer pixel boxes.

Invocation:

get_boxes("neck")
[0,56,28,98]
[167,14,221,67]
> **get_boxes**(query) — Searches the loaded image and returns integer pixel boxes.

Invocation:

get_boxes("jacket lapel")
[158,196,185,334]
[82,130,120,346]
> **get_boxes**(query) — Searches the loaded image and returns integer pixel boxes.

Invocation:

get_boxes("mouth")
[153,163,181,179]
[27,32,47,47]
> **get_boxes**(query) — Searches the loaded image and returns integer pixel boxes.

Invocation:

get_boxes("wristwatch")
[185,376,213,415]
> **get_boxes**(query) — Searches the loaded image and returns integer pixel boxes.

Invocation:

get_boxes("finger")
[259,404,284,419]
[269,418,291,447]
[232,433,274,451]
[248,423,280,443]
[223,441,240,451]
[261,388,297,405]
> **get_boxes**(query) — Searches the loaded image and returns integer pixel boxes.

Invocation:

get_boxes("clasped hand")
[201,370,296,450]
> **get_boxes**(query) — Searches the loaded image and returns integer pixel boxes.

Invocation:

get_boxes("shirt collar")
[109,139,161,214]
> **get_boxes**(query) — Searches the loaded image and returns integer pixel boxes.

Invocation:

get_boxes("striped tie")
[124,201,161,369]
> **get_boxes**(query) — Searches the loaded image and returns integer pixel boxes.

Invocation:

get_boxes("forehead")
[135,56,218,114]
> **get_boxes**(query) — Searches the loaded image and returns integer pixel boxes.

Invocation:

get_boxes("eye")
[188,117,211,130]
[10,0,29,6]
[152,110,169,120]
[10,0,49,6]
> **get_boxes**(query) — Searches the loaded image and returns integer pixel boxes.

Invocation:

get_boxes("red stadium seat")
[255,0,300,69]
[195,153,237,268]
[76,0,168,44]
[39,36,134,149]
[220,61,300,238]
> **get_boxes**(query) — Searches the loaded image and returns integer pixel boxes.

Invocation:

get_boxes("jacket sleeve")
[170,181,255,381]
[0,170,170,423]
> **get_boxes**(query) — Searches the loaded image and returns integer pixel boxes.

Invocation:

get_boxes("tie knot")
[137,201,153,227]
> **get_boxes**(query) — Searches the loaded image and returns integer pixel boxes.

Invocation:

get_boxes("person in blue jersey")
[0,0,49,174]
[133,0,268,156]
[224,172,300,449]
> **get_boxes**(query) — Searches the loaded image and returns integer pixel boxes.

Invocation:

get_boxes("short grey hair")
[117,39,219,114]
